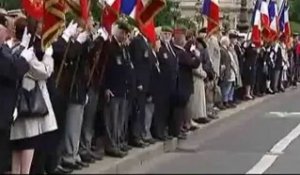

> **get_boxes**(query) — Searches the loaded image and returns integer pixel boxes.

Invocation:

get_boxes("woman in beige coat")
[10,20,57,174]
[186,39,210,128]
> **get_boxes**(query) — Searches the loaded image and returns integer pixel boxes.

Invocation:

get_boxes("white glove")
[99,27,109,41]
[194,49,201,58]
[20,27,31,49]
[62,21,78,42]
[77,31,89,44]
[85,95,89,105]
[5,38,14,48]
[21,47,35,62]
[190,44,196,52]
[44,46,53,57]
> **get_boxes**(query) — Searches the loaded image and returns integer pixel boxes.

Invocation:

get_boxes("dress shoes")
[177,133,187,140]
[52,165,73,174]
[61,162,82,170]
[121,145,132,152]
[208,114,219,120]
[90,152,104,161]
[194,118,211,124]
[106,149,128,158]
[130,139,149,148]
[76,161,89,168]
[144,138,157,144]
[81,154,96,164]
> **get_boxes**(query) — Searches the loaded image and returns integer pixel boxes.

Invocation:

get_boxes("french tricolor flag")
[202,0,220,36]
[251,0,262,47]
[268,0,278,42]
[279,0,291,45]
[261,0,270,41]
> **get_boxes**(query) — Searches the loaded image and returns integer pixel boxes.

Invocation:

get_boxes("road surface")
[129,88,300,174]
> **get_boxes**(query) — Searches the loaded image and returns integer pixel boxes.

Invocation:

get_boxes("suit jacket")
[104,37,133,98]
[129,34,155,93]
[234,44,244,74]
[172,42,200,105]
[0,44,29,130]
[156,41,178,95]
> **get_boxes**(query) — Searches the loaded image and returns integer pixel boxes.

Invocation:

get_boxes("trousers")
[221,81,235,102]
[131,92,146,140]
[79,88,99,156]
[104,97,128,151]
[151,95,171,138]
[61,104,85,164]
[0,129,10,173]
[143,100,155,140]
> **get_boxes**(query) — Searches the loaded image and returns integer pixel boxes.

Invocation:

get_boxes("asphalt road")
[129,88,300,174]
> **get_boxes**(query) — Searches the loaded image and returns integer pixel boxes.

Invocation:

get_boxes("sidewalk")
[73,94,272,174]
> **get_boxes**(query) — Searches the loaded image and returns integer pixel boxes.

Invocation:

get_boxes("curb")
[73,94,275,174]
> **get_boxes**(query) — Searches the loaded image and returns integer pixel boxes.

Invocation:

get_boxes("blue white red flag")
[202,0,220,36]
[251,0,262,47]
[278,0,291,45]
[268,0,278,42]
[261,0,270,41]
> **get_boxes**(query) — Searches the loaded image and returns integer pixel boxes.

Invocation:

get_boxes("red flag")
[22,0,43,20]
[102,0,121,34]
[80,0,89,23]
[138,0,166,25]
[42,0,66,49]
[135,0,157,45]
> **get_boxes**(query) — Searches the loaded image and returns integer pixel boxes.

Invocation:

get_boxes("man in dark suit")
[151,26,178,141]
[0,35,33,174]
[129,30,156,147]
[170,26,200,140]
[103,21,133,158]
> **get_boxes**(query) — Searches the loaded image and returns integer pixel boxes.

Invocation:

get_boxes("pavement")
[73,86,287,174]
[127,87,300,174]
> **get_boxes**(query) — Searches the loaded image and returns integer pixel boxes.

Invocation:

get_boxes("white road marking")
[270,123,300,154]
[247,155,278,174]
[246,122,300,174]
[268,112,300,118]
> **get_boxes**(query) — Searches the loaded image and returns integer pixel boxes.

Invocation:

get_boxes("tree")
[155,0,181,27]
[0,0,20,10]
[290,0,300,23]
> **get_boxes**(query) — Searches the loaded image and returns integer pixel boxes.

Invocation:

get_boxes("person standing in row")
[103,22,132,158]
[151,26,177,141]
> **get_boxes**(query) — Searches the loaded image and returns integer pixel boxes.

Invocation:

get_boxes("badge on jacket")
[163,53,168,59]
[144,51,149,58]
[116,56,122,65]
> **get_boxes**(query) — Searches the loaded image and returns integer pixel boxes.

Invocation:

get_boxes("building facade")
[178,0,254,30]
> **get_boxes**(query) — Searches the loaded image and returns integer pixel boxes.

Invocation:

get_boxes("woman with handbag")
[0,17,36,174]
[9,18,57,174]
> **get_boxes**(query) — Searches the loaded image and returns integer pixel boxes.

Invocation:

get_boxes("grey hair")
[220,36,230,47]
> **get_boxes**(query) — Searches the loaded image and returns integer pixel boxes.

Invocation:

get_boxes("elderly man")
[206,29,224,110]
[219,36,238,108]
[151,26,178,141]
[170,26,200,139]
[103,21,133,158]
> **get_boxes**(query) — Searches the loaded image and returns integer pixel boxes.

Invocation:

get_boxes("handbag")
[17,81,49,119]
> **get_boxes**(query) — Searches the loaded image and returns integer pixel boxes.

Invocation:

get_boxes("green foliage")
[291,21,300,33]
[0,0,20,10]
[290,0,300,23]
[155,0,181,27]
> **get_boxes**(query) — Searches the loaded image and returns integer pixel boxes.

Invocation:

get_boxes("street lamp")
[170,0,181,27]
[237,0,250,33]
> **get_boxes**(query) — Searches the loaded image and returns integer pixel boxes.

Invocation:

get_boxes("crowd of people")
[0,12,300,175]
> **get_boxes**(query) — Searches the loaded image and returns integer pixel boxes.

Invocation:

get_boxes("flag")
[138,0,166,25]
[102,0,121,34]
[22,0,43,20]
[202,0,220,36]
[251,0,262,47]
[279,0,291,45]
[120,0,157,44]
[42,0,66,50]
[261,0,270,41]
[65,0,90,24]
[268,0,278,42]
